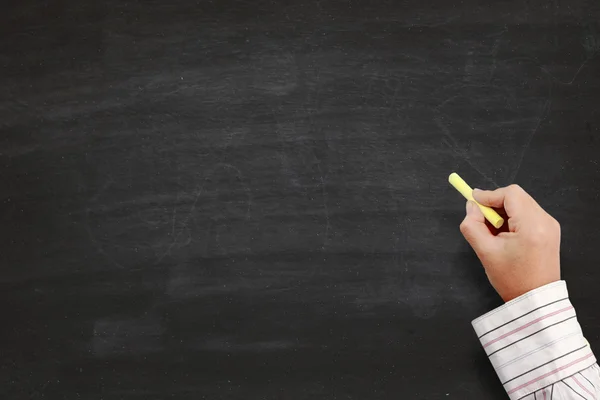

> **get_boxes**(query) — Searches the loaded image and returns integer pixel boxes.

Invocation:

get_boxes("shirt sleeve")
[472,280,600,399]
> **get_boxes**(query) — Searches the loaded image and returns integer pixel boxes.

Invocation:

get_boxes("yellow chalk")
[448,172,504,229]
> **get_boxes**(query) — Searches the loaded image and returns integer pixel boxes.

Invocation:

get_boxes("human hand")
[459,185,561,302]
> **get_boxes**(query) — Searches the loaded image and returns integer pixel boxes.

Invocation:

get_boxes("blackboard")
[2,1,600,398]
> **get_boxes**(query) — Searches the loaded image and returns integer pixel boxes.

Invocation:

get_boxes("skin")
[459,184,561,302]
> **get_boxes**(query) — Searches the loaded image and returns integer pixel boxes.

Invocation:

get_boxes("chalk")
[448,172,504,229]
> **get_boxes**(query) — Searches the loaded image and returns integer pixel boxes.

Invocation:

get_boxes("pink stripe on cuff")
[572,375,596,400]
[483,306,574,349]
[507,352,594,395]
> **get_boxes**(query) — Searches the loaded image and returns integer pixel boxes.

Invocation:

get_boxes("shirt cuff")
[472,281,596,400]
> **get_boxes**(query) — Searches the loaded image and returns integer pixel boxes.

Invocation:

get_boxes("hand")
[459,185,561,302]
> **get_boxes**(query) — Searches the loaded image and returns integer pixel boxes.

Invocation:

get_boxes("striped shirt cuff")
[472,281,596,400]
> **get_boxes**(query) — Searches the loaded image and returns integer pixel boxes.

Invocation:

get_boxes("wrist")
[501,278,561,303]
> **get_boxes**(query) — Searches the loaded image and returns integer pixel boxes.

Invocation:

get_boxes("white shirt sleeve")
[472,281,600,399]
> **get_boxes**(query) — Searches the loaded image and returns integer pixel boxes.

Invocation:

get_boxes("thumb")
[460,201,495,255]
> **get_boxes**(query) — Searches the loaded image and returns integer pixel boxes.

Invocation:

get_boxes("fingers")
[460,201,496,255]
[473,184,530,217]
[472,187,505,208]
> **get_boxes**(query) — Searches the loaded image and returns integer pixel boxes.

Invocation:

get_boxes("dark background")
[1,0,600,398]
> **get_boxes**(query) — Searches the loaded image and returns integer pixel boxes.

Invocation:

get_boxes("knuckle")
[550,217,561,237]
[459,220,470,235]
[527,216,561,245]
[529,229,546,244]
[507,184,523,195]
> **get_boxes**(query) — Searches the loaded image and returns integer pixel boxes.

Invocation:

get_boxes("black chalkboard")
[2,1,600,398]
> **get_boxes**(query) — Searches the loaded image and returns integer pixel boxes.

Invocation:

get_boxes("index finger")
[473,184,531,217]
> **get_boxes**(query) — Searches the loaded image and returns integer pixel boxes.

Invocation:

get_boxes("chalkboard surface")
[2,1,600,398]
